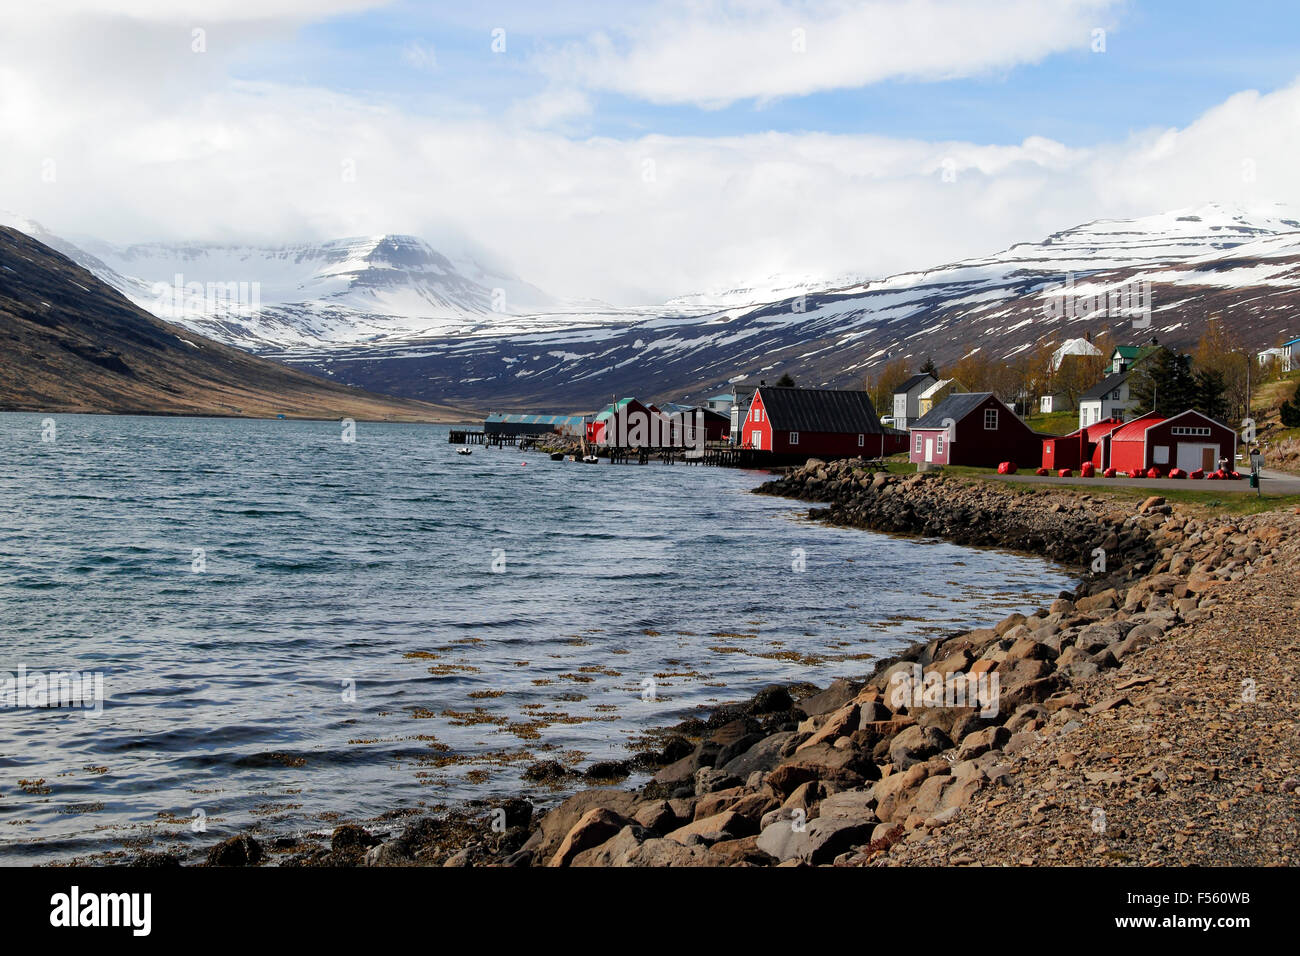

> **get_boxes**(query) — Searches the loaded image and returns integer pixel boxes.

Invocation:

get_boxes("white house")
[1258,338,1298,373]
[1077,371,1139,429]
[1050,337,1102,370]
[917,378,966,417]
[890,373,937,430]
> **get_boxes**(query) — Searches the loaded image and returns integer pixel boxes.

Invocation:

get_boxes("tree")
[1194,367,1229,422]
[775,372,796,388]
[1281,386,1300,428]
[1129,347,1198,416]
[1193,317,1249,421]
[868,356,911,412]
[919,356,939,377]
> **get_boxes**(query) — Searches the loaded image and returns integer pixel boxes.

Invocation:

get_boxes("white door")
[1176,443,1217,473]
[924,437,935,462]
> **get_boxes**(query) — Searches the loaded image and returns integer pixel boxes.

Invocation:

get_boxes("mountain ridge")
[0,226,464,420]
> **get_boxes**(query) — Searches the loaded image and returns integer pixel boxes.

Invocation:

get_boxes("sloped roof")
[594,397,637,421]
[755,387,885,433]
[1111,413,1165,442]
[919,378,963,399]
[894,373,935,395]
[485,413,586,426]
[1081,370,1129,400]
[910,391,999,430]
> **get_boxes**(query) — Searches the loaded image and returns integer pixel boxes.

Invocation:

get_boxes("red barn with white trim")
[741,386,905,459]
[1107,410,1237,476]
[908,392,1043,469]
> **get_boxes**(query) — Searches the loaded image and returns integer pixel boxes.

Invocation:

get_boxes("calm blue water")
[0,413,1073,863]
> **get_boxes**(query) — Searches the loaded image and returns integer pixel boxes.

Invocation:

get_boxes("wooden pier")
[601,443,766,467]
[448,430,539,449]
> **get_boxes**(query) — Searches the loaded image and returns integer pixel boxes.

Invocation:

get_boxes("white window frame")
[914,433,923,454]
[984,408,999,430]
[936,432,945,455]
[789,431,799,445]
[857,434,864,447]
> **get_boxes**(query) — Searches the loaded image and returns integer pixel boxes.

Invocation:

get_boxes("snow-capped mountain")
[263,202,1300,409]
[0,216,684,350]
[74,233,650,349]
[7,202,1299,411]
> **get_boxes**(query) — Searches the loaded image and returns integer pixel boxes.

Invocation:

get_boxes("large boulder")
[665,810,756,846]
[755,816,874,864]
[524,789,641,862]
[888,725,953,769]
[548,807,631,867]
[719,731,795,777]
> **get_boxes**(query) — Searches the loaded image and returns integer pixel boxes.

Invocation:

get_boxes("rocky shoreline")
[186,457,1299,867]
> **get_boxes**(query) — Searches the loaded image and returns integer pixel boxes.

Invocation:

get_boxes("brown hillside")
[0,226,466,421]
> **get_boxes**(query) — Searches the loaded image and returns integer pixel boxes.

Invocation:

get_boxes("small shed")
[1041,418,1125,471]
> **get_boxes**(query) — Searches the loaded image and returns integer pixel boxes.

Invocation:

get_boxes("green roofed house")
[1106,345,1147,375]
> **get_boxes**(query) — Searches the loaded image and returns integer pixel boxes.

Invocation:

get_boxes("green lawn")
[1022,409,1078,435]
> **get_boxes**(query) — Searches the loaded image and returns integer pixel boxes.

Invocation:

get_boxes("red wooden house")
[1041,418,1126,471]
[587,397,659,445]
[740,387,906,459]
[1107,410,1237,476]
[908,392,1044,469]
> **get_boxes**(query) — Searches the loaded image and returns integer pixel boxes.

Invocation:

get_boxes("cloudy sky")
[3,0,1300,302]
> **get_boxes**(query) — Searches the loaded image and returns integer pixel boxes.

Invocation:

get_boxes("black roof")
[1081,370,1128,400]
[756,387,886,433]
[895,373,936,394]
[910,391,998,429]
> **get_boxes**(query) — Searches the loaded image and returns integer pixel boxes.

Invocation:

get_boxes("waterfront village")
[456,336,1300,481]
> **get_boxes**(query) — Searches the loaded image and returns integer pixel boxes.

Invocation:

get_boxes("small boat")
[550,452,565,461]
[581,455,599,464]
[457,447,473,456]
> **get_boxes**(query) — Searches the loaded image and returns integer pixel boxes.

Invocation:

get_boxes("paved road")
[982,467,1300,495]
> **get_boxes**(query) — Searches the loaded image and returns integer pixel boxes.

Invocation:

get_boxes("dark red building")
[740,387,906,459]
[1107,410,1237,476]
[908,392,1044,469]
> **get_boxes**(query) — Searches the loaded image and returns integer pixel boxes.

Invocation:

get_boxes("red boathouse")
[740,386,906,459]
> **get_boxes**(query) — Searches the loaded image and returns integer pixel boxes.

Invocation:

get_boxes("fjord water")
[0,413,1074,863]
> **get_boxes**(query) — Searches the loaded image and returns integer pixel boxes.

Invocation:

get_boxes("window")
[936,432,945,455]
[789,431,799,445]
[914,433,923,454]
[1154,445,1169,465]
[984,408,999,430]
[1171,426,1211,437]
[1110,390,1121,401]
[857,434,864,447]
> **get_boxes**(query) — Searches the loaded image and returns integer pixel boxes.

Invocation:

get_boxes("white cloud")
[2,3,1300,306]
[10,0,387,22]
[402,40,438,72]
[540,0,1124,107]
